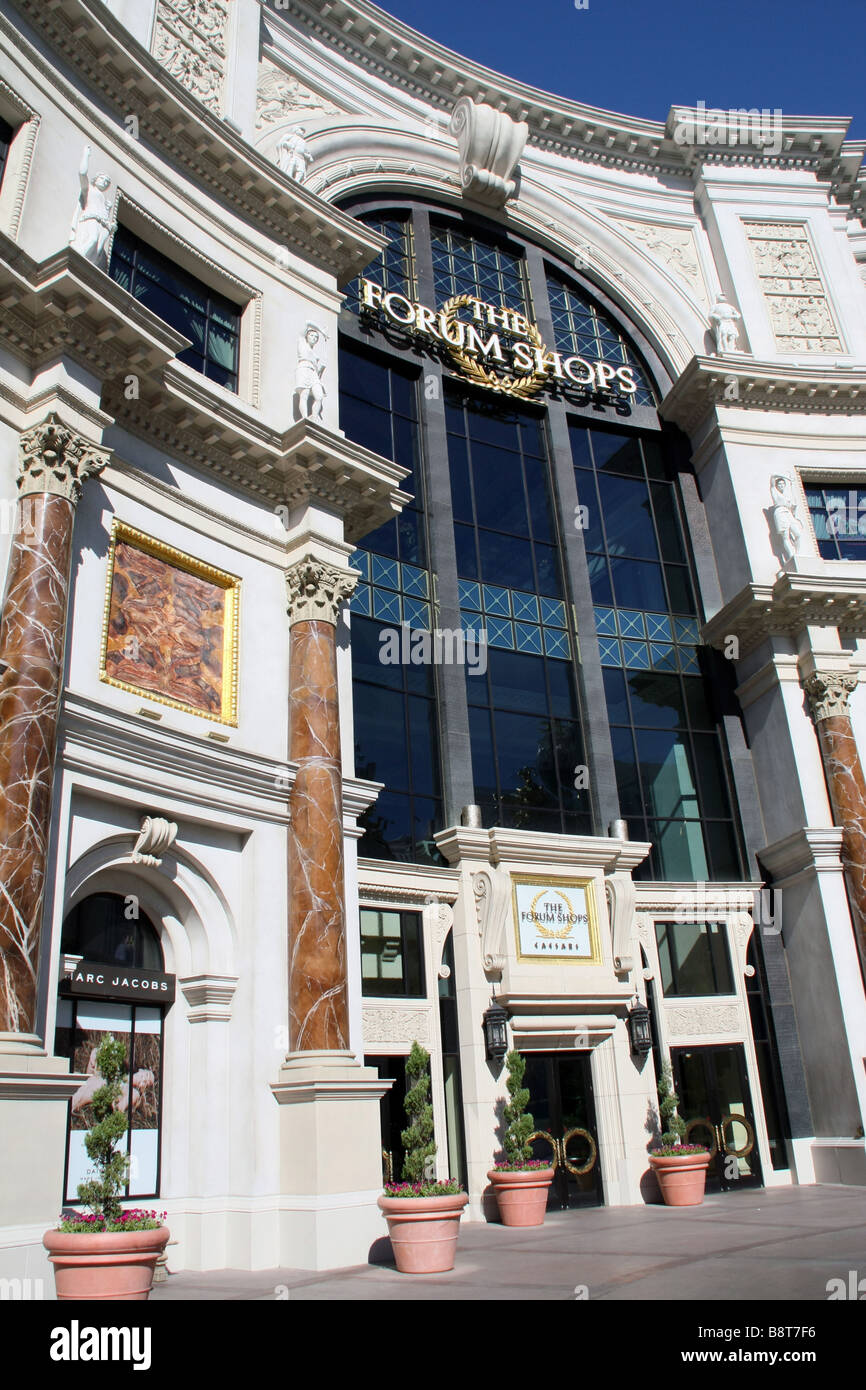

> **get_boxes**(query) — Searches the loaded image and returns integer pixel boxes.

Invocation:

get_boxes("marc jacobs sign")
[61,961,176,1004]
[359,279,639,402]
[511,876,602,963]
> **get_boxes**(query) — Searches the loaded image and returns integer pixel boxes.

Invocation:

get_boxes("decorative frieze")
[804,670,859,724]
[286,556,359,627]
[255,60,342,130]
[152,0,228,115]
[666,1003,742,1038]
[743,221,843,353]
[18,414,110,502]
[362,1006,432,1046]
[615,219,709,307]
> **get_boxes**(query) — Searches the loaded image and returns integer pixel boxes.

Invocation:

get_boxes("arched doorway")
[54,892,175,1207]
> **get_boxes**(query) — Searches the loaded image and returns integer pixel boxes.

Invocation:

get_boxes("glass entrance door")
[522,1052,603,1208]
[671,1044,763,1191]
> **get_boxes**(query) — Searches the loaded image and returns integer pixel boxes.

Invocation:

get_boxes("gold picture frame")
[511,874,602,965]
[100,520,240,726]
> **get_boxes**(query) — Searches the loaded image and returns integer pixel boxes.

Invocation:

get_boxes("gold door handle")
[527,1130,561,1169]
[684,1117,718,1157]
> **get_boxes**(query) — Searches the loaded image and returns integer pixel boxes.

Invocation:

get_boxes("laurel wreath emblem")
[440,294,548,400]
[530,890,577,940]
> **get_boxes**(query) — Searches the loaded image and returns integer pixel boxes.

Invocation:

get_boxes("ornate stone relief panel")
[362,1006,432,1046]
[742,221,844,353]
[666,1003,743,1038]
[255,59,343,132]
[614,218,709,308]
[152,0,228,115]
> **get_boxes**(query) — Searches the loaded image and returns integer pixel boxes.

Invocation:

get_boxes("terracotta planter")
[43,1225,170,1300]
[377,1192,468,1273]
[487,1167,555,1227]
[649,1150,711,1207]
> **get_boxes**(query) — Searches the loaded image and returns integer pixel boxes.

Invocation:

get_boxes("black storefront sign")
[61,960,176,1004]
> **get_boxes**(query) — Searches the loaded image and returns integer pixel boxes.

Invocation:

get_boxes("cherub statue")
[69,145,115,268]
[769,474,803,564]
[294,321,328,421]
[709,291,742,354]
[276,125,313,183]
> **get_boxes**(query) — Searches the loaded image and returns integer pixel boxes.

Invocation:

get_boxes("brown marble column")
[286,556,358,1051]
[804,670,866,983]
[0,415,108,1034]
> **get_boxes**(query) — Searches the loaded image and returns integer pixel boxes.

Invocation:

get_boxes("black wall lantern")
[482,998,509,1061]
[627,999,653,1057]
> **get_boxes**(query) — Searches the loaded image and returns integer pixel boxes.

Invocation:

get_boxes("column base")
[270,1050,392,1271]
[0,1037,86,1292]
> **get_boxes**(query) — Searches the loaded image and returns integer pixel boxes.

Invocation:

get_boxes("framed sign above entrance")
[511,875,602,963]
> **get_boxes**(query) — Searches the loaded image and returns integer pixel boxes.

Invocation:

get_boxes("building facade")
[1,0,866,1282]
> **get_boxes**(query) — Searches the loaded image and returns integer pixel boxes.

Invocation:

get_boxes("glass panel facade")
[655,921,734,996]
[360,908,425,997]
[109,227,240,391]
[431,219,529,314]
[344,211,414,314]
[805,483,866,560]
[448,389,590,833]
[339,201,745,877]
[548,274,656,407]
[572,422,741,879]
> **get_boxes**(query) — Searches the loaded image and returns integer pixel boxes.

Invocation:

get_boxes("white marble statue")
[709,291,742,354]
[294,322,328,421]
[276,125,313,183]
[769,474,803,564]
[69,145,115,268]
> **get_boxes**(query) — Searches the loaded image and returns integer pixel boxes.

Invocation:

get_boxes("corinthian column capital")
[286,554,359,627]
[18,413,111,503]
[803,669,859,723]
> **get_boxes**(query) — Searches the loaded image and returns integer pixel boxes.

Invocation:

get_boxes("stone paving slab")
[151,1186,866,1301]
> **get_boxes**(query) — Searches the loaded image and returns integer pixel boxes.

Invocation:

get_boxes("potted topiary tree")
[487,1049,555,1226]
[377,1041,467,1273]
[43,1033,169,1299]
[648,1060,711,1207]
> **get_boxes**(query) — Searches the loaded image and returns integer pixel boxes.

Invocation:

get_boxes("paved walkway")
[151,1186,866,1301]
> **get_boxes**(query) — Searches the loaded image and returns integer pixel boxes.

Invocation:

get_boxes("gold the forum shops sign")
[359,279,639,402]
[512,875,602,963]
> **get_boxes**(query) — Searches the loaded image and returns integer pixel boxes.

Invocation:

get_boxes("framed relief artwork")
[100,520,240,724]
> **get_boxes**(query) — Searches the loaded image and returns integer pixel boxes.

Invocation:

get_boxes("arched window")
[61,892,163,970]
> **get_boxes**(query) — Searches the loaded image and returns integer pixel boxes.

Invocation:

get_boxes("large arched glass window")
[61,892,163,970]
[339,198,743,879]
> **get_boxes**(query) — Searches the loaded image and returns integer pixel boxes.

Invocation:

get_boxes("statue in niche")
[294,321,328,421]
[769,474,803,564]
[69,145,115,268]
[709,291,742,354]
[276,125,313,183]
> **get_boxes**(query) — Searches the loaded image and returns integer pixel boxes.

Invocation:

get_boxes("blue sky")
[373,0,866,140]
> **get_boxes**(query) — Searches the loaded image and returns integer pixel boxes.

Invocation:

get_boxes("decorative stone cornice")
[702,570,866,660]
[18,413,110,502]
[265,2,864,207]
[286,555,359,626]
[660,356,866,434]
[4,0,385,282]
[180,974,238,1024]
[803,670,859,724]
[449,97,527,207]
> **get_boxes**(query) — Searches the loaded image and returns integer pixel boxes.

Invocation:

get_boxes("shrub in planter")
[43,1034,169,1300]
[488,1049,554,1227]
[377,1041,467,1273]
[648,1061,711,1207]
